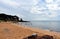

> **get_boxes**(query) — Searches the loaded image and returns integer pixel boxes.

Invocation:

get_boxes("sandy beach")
[0,22,60,39]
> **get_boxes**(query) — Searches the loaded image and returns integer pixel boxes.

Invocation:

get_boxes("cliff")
[0,13,19,22]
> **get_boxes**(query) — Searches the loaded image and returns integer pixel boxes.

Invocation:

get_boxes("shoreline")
[8,22,60,37]
[0,22,60,39]
[18,22,60,32]
[18,22,60,33]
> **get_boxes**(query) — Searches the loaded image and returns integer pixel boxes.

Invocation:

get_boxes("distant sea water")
[18,21,60,32]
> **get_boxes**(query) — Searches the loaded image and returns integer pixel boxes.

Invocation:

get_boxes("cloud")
[45,0,60,18]
[30,0,47,14]
[31,6,47,14]
[33,0,39,5]
[45,0,54,3]
[30,0,60,19]
[33,18,48,20]
[0,6,24,18]
[46,12,58,18]
[47,4,58,10]
[0,0,60,20]
[0,0,20,7]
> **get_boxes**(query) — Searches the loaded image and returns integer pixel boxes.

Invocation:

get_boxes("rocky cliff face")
[0,13,19,22]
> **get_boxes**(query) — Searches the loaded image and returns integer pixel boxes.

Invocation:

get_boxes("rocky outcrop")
[23,34,53,39]
[19,18,30,22]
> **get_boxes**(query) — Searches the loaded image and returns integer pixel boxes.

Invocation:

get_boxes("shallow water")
[19,21,60,32]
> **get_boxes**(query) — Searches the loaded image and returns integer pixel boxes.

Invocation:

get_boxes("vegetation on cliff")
[0,13,19,22]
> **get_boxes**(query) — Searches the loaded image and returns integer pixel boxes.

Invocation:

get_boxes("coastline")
[0,22,60,39]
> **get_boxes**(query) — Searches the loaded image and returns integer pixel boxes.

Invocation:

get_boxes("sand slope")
[0,22,60,39]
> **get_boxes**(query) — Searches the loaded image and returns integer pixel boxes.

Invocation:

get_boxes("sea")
[18,21,60,32]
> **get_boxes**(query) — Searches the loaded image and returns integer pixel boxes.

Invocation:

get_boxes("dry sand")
[0,22,60,39]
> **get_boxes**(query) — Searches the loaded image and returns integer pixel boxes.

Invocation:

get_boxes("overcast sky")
[0,0,60,21]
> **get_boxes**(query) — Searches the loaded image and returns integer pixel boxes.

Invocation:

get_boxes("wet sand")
[0,22,60,39]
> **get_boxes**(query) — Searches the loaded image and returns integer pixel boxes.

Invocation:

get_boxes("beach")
[0,22,60,39]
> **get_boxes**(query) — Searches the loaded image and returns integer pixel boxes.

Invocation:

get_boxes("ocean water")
[19,21,60,32]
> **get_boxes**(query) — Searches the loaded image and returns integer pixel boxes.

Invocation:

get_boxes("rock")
[40,35,53,39]
[23,33,37,39]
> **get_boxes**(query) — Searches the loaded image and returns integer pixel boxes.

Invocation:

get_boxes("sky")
[0,0,60,21]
